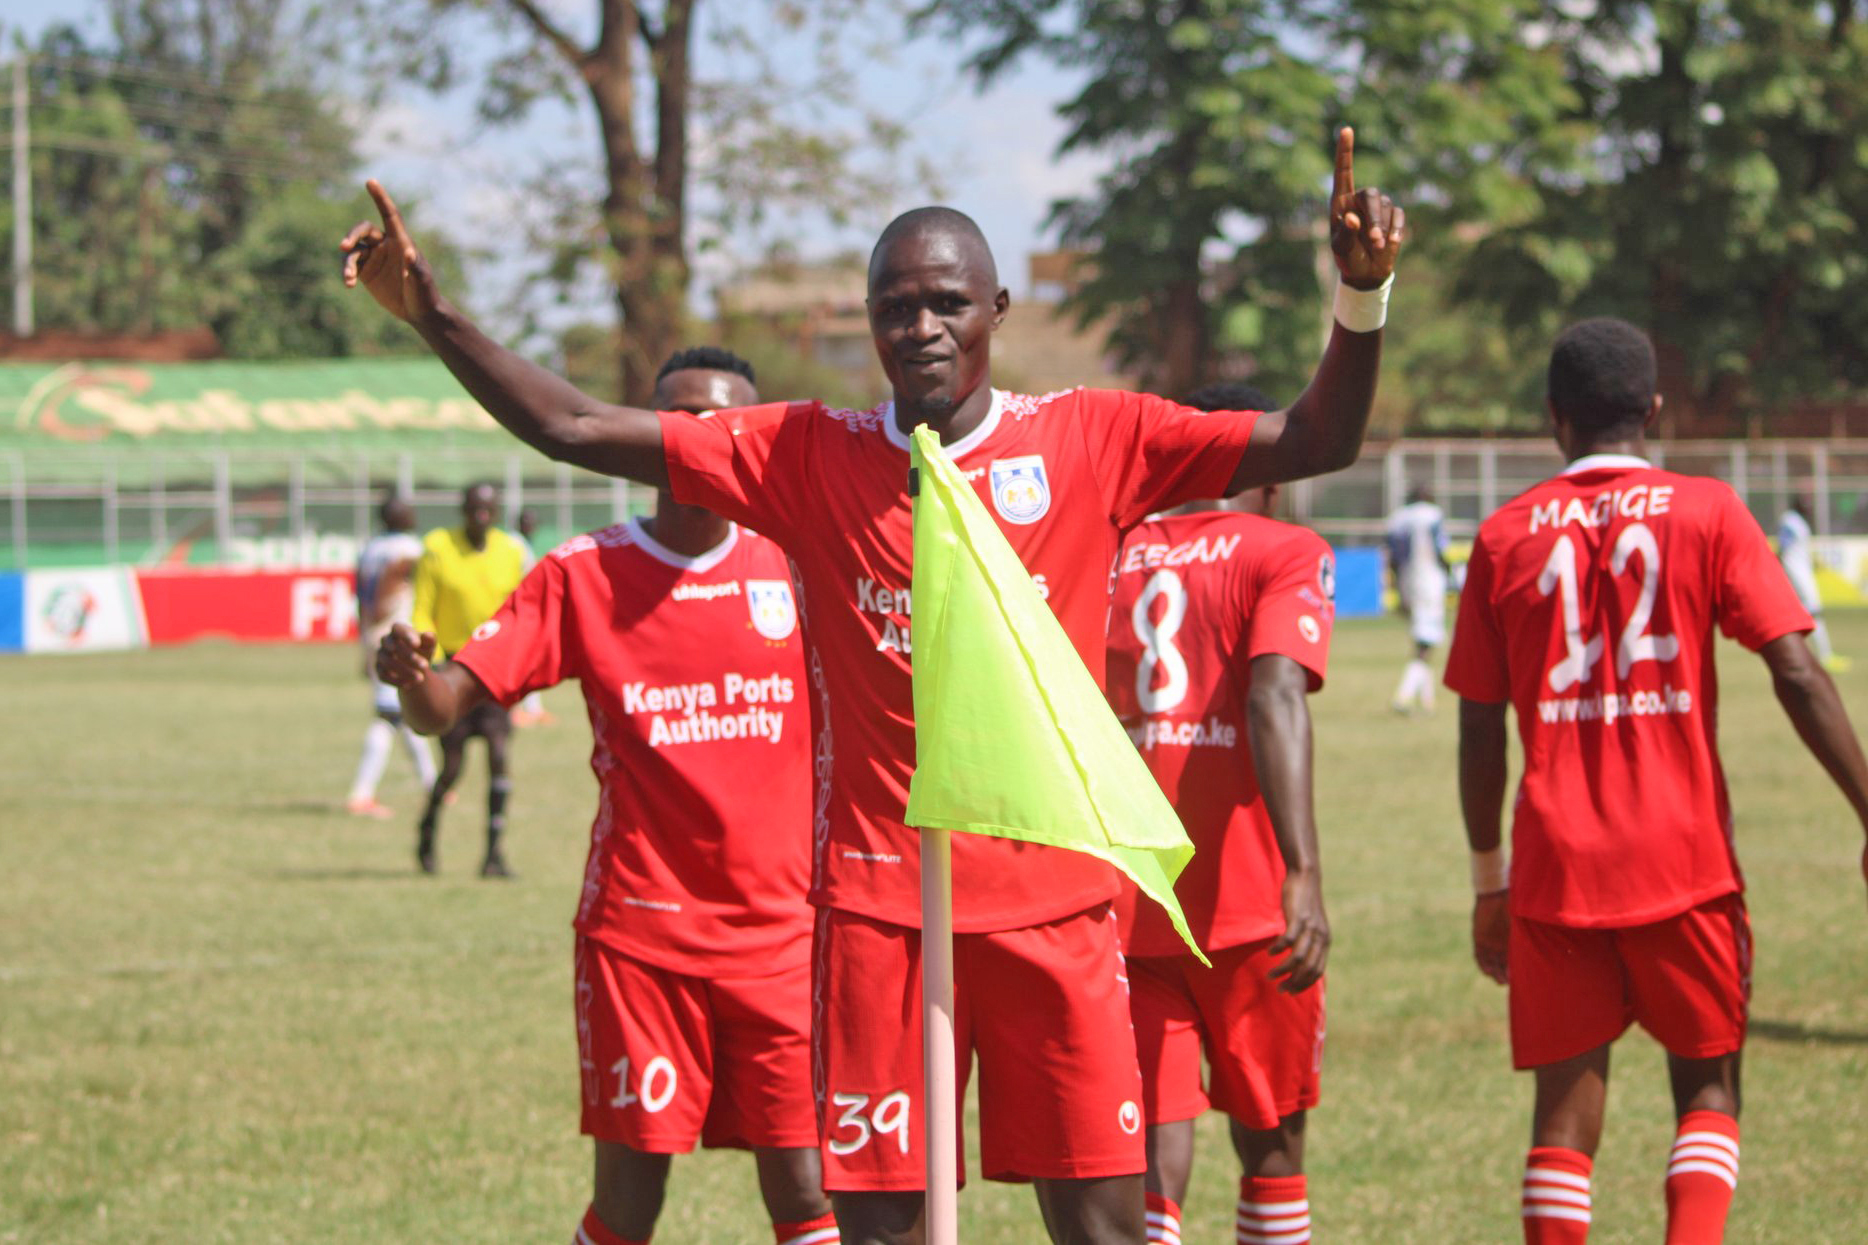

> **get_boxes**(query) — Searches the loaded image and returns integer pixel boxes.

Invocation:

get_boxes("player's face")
[867,230,1007,418]
[463,486,499,538]
[655,368,758,416]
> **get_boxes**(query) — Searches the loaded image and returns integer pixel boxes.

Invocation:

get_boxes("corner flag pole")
[909,459,960,1245]
[921,825,958,1244]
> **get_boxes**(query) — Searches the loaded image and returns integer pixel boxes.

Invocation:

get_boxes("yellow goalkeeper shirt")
[410,526,528,658]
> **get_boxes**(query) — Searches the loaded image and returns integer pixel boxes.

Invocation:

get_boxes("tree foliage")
[5,7,460,357]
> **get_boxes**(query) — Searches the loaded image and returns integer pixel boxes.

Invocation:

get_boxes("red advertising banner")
[136,570,358,645]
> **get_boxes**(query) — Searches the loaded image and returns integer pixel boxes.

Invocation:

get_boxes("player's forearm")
[1230,323,1380,492]
[399,663,486,736]
[1766,638,1868,830]
[1246,673,1322,877]
[1458,698,1510,852]
[414,300,670,487]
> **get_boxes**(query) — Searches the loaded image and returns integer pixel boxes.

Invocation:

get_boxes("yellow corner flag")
[904,425,1208,963]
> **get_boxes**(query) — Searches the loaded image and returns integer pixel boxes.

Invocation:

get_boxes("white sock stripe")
[1670,1143,1740,1171]
[574,1228,597,1245]
[1237,1213,1312,1233]
[1522,1205,1593,1223]
[1237,1199,1310,1216]
[1672,1130,1740,1158]
[1146,1230,1181,1245]
[1523,1166,1591,1191]
[778,1229,841,1245]
[1236,1229,1312,1245]
[1666,1159,1739,1189]
[1522,1186,1592,1208]
[1145,1211,1182,1228]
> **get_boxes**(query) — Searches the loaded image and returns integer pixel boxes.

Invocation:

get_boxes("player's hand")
[341,181,443,325]
[1328,127,1404,290]
[1472,890,1509,985]
[376,622,438,687]
[1268,868,1330,994]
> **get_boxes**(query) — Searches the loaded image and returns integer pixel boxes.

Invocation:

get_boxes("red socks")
[1143,1191,1181,1244]
[575,1204,647,1245]
[1664,1110,1739,1243]
[773,1211,840,1245]
[1522,1147,1592,1243]
[1239,1174,1310,1244]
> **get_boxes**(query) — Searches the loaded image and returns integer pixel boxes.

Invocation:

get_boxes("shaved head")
[869,206,998,292]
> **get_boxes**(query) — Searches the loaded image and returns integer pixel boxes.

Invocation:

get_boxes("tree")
[369,1,921,405]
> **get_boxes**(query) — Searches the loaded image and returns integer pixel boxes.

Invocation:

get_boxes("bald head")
[869,207,998,292]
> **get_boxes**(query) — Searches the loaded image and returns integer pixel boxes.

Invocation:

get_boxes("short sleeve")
[1241,535,1335,691]
[451,559,570,706]
[1080,390,1259,527]
[659,401,815,541]
[1714,490,1813,651]
[1443,532,1511,703]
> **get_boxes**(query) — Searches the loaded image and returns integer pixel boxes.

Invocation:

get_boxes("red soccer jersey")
[659,389,1259,932]
[451,518,814,975]
[1105,511,1336,956]
[1444,456,1813,928]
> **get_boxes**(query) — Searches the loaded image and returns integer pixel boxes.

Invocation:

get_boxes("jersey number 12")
[1535,522,1680,693]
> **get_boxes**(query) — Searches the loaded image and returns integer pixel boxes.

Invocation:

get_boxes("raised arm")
[1760,632,1868,905]
[341,182,668,486]
[1458,696,1511,983]
[376,621,490,736]
[1246,654,1329,993]
[1232,128,1405,492]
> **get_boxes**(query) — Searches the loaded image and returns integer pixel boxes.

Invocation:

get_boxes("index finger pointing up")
[366,179,410,243]
[1332,126,1356,212]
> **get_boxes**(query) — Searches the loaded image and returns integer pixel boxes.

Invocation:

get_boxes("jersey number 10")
[1536,521,1680,693]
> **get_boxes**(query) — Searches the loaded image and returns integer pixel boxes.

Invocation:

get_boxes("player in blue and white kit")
[1778,499,1847,671]
[1386,485,1450,713]
[345,492,437,816]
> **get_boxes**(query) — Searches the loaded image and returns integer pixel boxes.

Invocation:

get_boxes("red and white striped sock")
[574,1204,647,1245]
[1238,1174,1310,1244]
[1664,1110,1739,1244]
[773,1211,840,1245]
[1144,1191,1182,1245]
[1521,1147,1592,1243]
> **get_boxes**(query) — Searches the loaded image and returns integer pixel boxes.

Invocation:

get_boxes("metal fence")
[5,438,1868,571]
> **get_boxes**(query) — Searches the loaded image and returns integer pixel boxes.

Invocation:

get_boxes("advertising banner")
[137,570,358,646]
[0,573,21,652]
[22,568,149,654]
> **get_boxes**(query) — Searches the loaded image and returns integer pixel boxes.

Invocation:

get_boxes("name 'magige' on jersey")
[1445,455,1812,928]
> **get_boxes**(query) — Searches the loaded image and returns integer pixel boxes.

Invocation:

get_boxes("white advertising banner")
[23,568,150,654]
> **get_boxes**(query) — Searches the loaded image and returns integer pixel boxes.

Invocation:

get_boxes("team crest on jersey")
[746,579,797,640]
[990,455,1051,524]
[1318,553,1336,602]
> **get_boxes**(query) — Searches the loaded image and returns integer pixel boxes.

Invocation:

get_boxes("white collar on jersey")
[1561,452,1651,475]
[881,388,1006,458]
[626,515,739,573]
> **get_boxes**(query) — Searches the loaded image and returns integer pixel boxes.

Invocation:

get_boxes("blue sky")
[4,1,1111,332]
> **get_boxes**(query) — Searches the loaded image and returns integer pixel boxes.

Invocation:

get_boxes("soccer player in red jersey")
[1107,383,1333,1245]
[344,128,1402,1245]
[1444,319,1868,1245]
[376,350,838,1245]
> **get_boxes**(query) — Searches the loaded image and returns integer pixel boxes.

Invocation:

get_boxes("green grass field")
[3,617,1866,1243]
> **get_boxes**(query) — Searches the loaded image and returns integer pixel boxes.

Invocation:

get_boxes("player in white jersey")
[345,493,437,815]
[1778,499,1847,671]
[1386,485,1451,712]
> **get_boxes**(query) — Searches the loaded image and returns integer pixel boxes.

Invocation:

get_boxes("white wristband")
[1333,273,1393,333]
[1471,847,1508,895]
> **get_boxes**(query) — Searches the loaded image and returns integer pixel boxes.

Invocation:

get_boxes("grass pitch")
[3,617,1866,1242]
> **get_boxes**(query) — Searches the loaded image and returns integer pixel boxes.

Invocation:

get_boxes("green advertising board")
[2,358,513,455]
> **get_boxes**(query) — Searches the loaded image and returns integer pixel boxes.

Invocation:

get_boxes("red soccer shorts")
[1127,939,1325,1132]
[574,936,818,1152]
[1509,892,1752,1070]
[812,903,1147,1191]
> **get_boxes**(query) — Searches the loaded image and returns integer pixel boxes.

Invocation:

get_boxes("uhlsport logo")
[990,455,1051,524]
[746,579,798,640]
[1118,1100,1142,1135]
[42,583,97,643]
[473,619,501,641]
